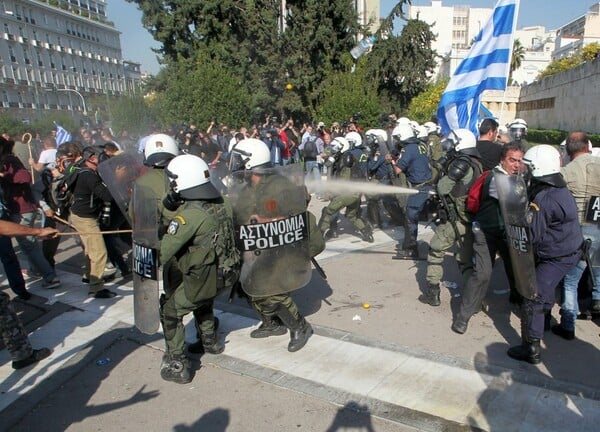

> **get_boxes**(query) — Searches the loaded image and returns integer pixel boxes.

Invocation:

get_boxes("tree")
[153,56,253,128]
[313,63,381,127]
[406,78,448,124]
[509,38,525,82]
[110,95,158,137]
[127,1,361,119]
[366,19,437,109]
[537,42,600,80]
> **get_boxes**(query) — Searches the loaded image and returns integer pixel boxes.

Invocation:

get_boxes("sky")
[109,0,596,76]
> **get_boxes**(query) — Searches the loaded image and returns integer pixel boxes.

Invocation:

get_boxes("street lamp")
[56,88,87,116]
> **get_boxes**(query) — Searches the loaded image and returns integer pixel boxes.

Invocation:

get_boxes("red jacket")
[1,155,37,215]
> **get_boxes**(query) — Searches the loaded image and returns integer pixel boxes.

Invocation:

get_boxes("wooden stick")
[56,229,133,236]
[22,132,35,185]
[52,215,76,230]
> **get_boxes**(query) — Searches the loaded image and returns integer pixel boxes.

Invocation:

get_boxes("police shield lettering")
[133,243,158,279]
[495,172,537,299]
[585,196,600,223]
[229,163,311,297]
[238,213,309,251]
[131,184,161,334]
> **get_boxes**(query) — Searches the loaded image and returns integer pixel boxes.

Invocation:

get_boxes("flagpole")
[500,0,520,126]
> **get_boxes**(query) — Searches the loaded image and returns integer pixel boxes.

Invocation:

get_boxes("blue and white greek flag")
[55,123,72,147]
[437,0,519,136]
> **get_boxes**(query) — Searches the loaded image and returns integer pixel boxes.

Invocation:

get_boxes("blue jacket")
[530,185,582,260]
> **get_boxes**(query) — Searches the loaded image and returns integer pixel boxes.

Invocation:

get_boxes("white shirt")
[38,148,57,166]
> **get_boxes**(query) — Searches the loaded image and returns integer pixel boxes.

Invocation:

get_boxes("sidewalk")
[2,226,600,431]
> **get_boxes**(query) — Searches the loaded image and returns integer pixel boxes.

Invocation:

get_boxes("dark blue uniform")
[527,185,582,339]
[397,142,433,250]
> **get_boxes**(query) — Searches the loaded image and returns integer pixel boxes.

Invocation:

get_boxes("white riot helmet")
[423,122,438,135]
[392,123,415,143]
[450,128,477,152]
[330,136,350,154]
[416,125,428,141]
[165,154,220,200]
[345,131,363,148]
[229,138,272,172]
[365,129,388,148]
[396,116,410,125]
[509,118,528,141]
[522,144,561,178]
[144,133,179,167]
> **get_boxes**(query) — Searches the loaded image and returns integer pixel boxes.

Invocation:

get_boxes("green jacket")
[160,200,220,302]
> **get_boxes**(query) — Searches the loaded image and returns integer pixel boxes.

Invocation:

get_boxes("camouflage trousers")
[251,293,300,320]
[0,292,33,362]
[318,194,366,233]
[426,220,474,286]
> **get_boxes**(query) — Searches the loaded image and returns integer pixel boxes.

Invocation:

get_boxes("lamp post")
[56,88,87,116]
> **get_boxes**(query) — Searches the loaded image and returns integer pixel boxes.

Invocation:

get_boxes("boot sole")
[250,327,287,338]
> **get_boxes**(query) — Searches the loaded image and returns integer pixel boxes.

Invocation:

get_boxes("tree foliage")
[406,78,448,124]
[366,19,437,109]
[537,42,600,80]
[109,95,158,137]
[313,63,381,127]
[152,56,253,128]
[509,38,525,82]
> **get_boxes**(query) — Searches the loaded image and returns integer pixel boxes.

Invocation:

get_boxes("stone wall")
[516,57,600,133]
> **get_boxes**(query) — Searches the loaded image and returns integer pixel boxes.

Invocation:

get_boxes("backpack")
[302,137,318,159]
[199,200,241,291]
[466,170,491,214]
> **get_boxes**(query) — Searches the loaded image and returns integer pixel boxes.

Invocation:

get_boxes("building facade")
[0,0,141,122]
[553,2,600,60]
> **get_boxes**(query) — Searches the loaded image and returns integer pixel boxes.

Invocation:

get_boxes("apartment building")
[0,0,141,121]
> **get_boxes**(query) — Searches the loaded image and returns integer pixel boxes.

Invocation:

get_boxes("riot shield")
[131,184,161,334]
[228,163,311,297]
[98,152,147,225]
[495,173,537,299]
[583,196,600,273]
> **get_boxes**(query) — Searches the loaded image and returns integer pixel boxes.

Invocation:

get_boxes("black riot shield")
[495,172,537,299]
[228,164,311,297]
[131,184,161,334]
[97,152,147,225]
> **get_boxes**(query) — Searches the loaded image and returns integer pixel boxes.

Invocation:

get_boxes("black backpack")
[302,137,318,159]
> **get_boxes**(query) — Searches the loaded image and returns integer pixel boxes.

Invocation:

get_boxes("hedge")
[527,128,600,147]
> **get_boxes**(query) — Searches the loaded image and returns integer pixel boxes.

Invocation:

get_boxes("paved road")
[1,203,600,431]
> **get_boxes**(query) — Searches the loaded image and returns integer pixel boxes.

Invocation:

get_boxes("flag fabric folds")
[437,0,519,136]
[55,123,72,147]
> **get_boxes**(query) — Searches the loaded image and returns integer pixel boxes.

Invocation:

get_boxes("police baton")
[311,257,327,280]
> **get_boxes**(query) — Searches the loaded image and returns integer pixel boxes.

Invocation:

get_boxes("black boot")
[551,324,575,340]
[250,316,287,338]
[360,223,374,243]
[276,305,313,352]
[422,283,441,307]
[188,332,224,354]
[507,339,541,364]
[12,348,52,370]
[160,354,192,384]
[452,315,470,334]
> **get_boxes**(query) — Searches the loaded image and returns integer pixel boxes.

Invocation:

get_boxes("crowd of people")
[0,114,598,380]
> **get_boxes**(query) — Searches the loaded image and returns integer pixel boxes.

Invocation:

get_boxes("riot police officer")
[507,145,582,364]
[318,136,374,242]
[158,154,236,383]
[424,129,483,306]
[229,138,316,352]
[388,123,433,259]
